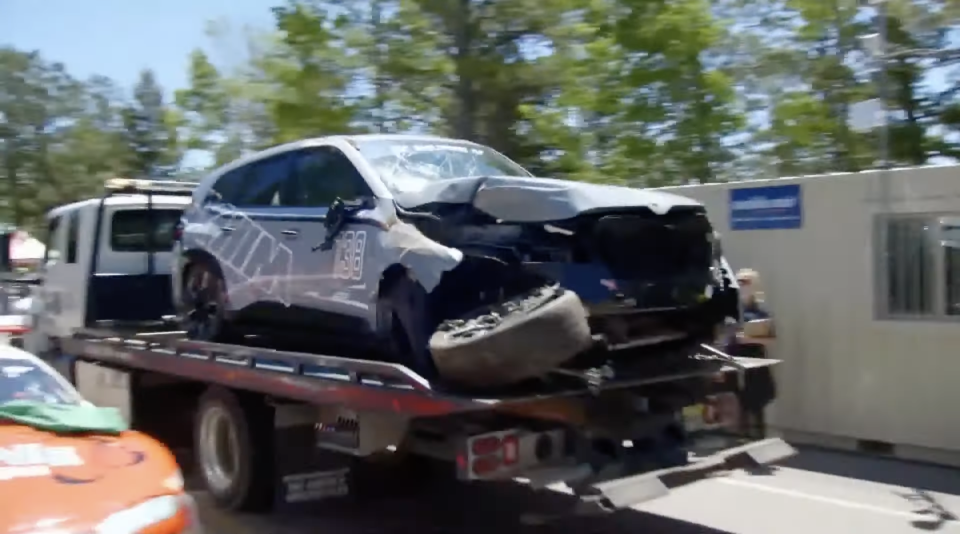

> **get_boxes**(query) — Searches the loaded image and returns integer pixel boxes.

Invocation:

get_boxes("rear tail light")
[471,436,501,456]
[173,222,185,241]
[471,455,501,476]
[465,431,521,479]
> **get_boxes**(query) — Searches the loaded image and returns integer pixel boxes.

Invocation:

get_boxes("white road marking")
[716,477,932,520]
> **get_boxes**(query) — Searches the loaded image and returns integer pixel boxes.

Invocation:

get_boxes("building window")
[878,213,960,319]
[943,218,960,316]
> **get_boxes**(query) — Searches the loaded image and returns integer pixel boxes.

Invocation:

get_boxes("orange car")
[0,345,202,534]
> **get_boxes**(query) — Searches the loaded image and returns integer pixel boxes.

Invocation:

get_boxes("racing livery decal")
[0,443,83,481]
[333,230,367,281]
[195,203,295,306]
[0,438,146,484]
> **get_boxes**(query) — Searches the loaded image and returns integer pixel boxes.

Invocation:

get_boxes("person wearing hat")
[727,268,777,439]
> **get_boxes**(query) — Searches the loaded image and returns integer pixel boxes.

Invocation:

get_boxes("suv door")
[286,145,380,329]
[199,153,297,313]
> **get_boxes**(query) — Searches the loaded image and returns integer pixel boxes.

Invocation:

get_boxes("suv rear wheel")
[181,261,235,342]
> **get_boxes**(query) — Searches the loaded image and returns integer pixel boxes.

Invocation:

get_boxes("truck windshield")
[0,355,83,406]
[353,139,532,194]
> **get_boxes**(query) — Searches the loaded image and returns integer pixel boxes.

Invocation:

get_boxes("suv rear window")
[110,209,183,252]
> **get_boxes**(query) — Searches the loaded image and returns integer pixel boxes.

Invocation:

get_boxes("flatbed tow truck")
[17,179,796,519]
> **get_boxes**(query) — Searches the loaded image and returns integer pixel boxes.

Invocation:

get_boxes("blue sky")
[0,0,277,98]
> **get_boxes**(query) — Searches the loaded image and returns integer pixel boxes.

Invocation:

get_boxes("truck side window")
[289,147,372,207]
[66,211,79,264]
[110,209,184,252]
[44,216,62,266]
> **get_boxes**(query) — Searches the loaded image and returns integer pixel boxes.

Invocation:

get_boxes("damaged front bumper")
[524,260,735,353]
[391,196,739,358]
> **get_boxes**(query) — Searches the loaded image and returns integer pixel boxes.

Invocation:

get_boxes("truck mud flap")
[585,438,796,511]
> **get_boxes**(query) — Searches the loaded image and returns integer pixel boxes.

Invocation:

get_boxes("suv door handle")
[281,229,300,237]
[220,226,235,232]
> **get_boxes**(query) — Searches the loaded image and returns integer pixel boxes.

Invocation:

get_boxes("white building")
[661,165,960,466]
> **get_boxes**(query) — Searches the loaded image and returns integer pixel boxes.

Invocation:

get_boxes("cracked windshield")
[354,139,532,193]
[2,0,960,533]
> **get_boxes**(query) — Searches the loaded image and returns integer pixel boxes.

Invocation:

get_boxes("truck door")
[284,145,381,330]
[35,208,89,339]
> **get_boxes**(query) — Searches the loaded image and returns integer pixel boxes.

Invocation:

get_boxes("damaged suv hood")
[392,175,703,222]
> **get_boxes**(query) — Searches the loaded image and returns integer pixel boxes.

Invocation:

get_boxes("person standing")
[727,268,777,439]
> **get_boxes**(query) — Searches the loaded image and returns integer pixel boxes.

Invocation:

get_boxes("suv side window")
[236,154,293,207]
[211,168,248,204]
[289,147,372,207]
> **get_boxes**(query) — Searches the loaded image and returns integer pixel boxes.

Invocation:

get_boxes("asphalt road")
[193,446,960,534]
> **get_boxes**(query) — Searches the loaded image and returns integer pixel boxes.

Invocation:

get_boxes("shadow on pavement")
[194,479,732,534]
[777,445,960,496]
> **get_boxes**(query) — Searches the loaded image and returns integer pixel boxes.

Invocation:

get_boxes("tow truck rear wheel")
[195,386,274,512]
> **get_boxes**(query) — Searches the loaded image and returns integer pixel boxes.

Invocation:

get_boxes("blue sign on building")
[729,184,803,230]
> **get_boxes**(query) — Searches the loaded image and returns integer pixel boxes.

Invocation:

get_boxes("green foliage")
[4,0,960,231]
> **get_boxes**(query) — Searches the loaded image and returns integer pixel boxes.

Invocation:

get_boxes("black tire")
[378,275,437,380]
[180,261,236,342]
[428,285,591,387]
[194,386,274,512]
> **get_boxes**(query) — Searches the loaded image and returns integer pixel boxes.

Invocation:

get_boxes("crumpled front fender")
[375,201,464,292]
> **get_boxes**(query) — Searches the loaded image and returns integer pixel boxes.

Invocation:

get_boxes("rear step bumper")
[521,437,796,513]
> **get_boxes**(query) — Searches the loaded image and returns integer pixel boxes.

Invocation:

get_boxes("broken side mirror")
[323,198,347,231]
[323,197,370,229]
[315,197,371,252]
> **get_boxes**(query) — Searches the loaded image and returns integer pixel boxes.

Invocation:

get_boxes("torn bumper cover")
[378,217,464,292]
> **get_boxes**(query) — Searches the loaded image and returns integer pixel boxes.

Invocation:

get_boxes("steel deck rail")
[61,328,778,417]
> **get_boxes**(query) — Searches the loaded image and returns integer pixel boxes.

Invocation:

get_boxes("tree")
[121,69,182,176]
[0,48,87,229]
[175,50,230,153]
[257,1,358,142]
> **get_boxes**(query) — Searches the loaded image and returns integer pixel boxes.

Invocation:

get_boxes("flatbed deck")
[60,327,777,417]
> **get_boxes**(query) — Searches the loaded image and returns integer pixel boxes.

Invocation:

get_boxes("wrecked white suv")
[173,134,740,389]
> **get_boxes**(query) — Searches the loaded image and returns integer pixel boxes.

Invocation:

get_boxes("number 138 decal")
[333,230,367,280]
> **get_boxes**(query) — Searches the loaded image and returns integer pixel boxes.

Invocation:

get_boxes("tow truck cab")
[24,179,193,356]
